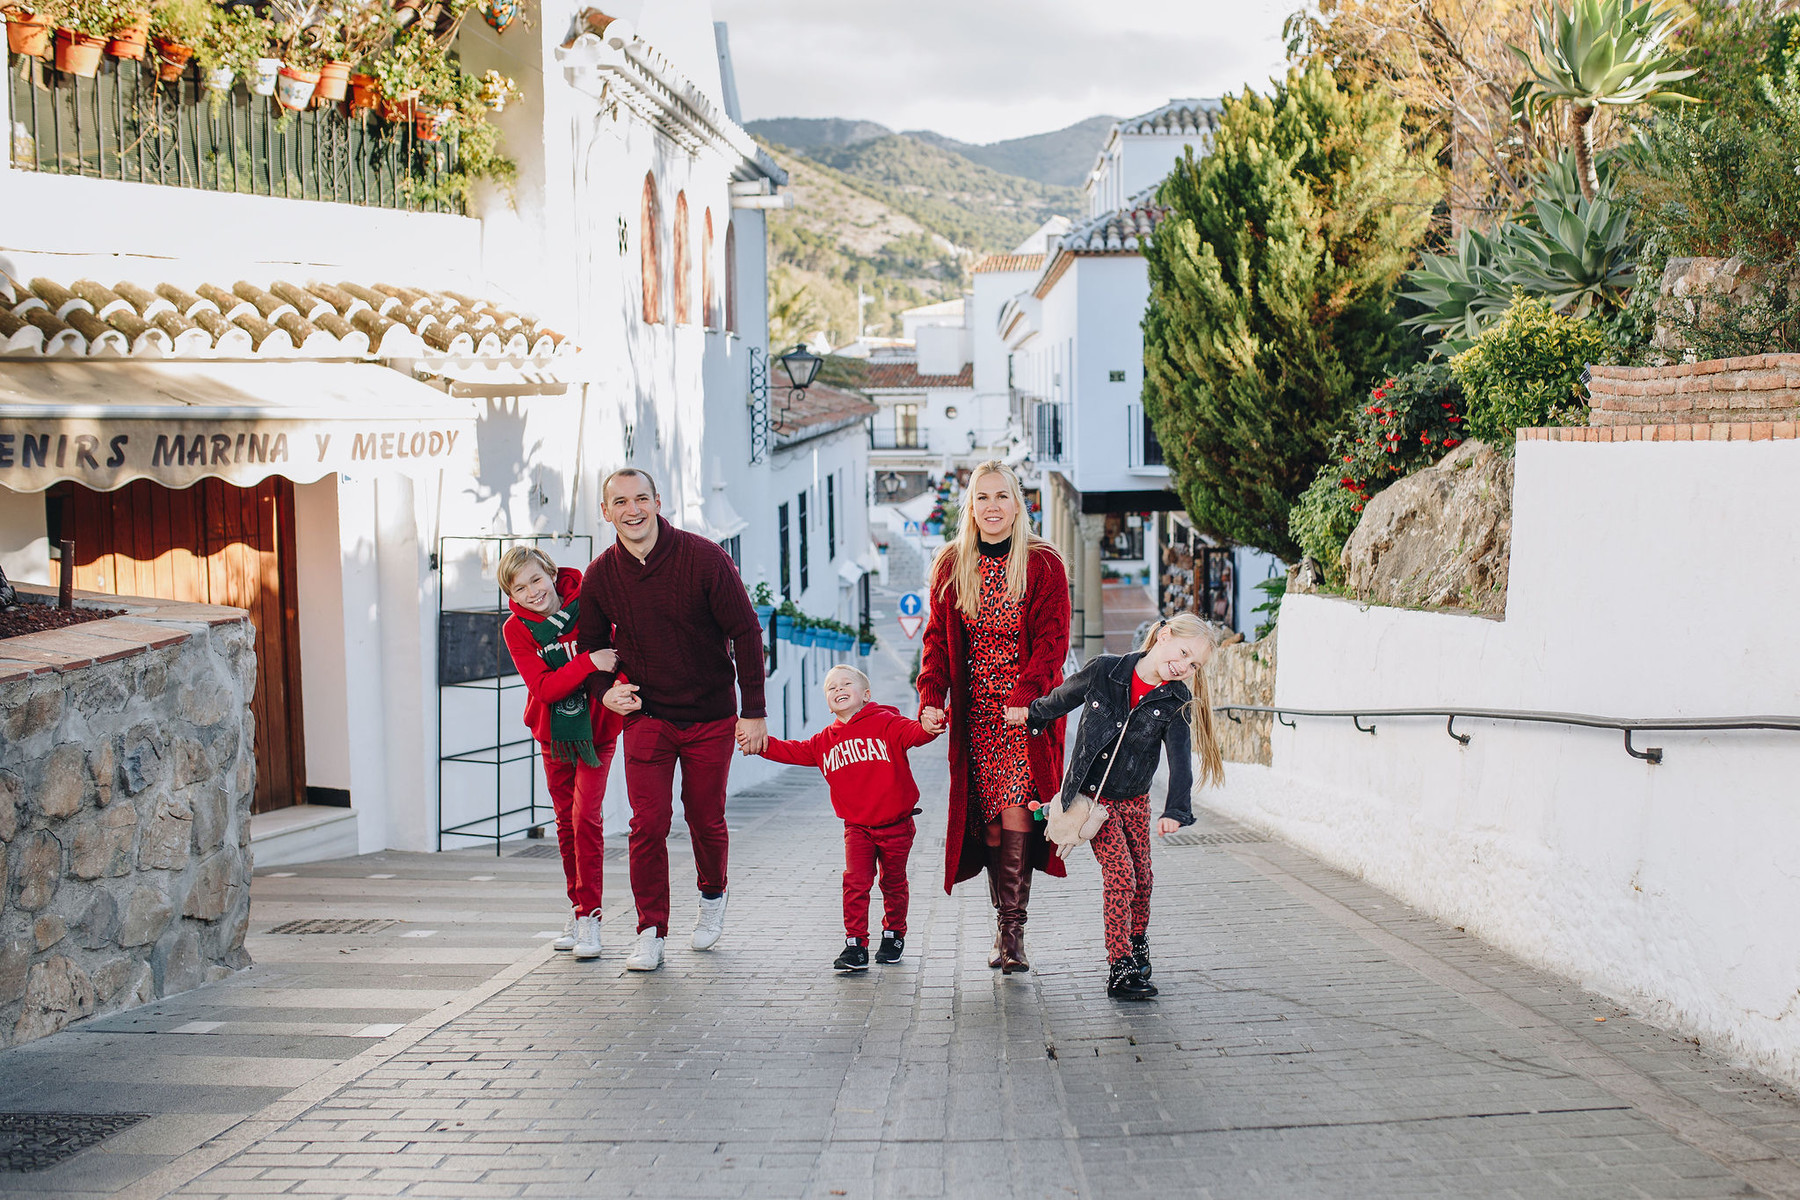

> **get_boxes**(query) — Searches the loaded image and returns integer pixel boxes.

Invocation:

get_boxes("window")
[896,404,919,448]
[702,208,716,329]
[778,502,791,600]
[640,173,663,324]
[1109,370,1127,383]
[798,491,810,592]
[724,220,738,333]
[673,191,692,325]
[827,475,836,560]
[1034,401,1065,461]
[720,534,741,570]
[944,406,959,419]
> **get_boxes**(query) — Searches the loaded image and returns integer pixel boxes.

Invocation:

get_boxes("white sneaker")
[692,893,727,951]
[552,910,578,952]
[625,929,665,971]
[572,914,602,960]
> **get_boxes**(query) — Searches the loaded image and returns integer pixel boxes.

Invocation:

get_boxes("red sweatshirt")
[760,703,938,827]
[501,566,623,747]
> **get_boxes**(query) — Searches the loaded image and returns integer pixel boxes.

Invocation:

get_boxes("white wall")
[292,479,351,797]
[1207,438,1800,1085]
[0,486,48,585]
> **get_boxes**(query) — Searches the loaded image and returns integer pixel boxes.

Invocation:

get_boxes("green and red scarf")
[528,596,602,766]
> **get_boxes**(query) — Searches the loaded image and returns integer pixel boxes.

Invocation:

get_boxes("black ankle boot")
[1106,957,1157,1000]
[1130,933,1151,982]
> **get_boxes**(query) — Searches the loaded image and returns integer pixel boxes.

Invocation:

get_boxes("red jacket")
[761,703,938,827]
[501,566,624,748]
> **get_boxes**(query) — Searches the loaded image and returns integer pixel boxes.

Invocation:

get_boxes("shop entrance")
[49,477,306,813]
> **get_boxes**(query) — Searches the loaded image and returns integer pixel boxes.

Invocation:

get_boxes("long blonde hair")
[930,460,1060,619]
[1139,613,1225,789]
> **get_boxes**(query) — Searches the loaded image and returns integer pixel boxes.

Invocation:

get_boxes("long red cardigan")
[916,543,1072,894]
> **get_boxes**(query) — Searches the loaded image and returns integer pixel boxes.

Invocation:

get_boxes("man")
[578,468,768,971]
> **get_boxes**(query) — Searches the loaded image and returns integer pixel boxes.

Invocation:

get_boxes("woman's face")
[969,472,1019,543]
[1149,631,1213,683]
[507,563,559,616]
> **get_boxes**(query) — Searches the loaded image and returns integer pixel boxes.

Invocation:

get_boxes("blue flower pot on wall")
[753,604,774,630]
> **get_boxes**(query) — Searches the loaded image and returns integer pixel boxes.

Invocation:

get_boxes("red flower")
[1447,415,1461,423]
[1443,438,1461,448]
[1378,416,1389,425]
[1420,432,1432,443]
[1352,503,1364,512]
[1341,478,1355,487]
[1384,378,1396,387]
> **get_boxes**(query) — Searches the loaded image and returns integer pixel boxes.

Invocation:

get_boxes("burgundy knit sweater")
[576,516,766,723]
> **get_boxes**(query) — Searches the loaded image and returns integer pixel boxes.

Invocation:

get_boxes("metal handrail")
[1213,704,1800,764]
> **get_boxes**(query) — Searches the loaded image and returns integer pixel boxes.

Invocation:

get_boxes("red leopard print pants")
[1089,794,1152,962]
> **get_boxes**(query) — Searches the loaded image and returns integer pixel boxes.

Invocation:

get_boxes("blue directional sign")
[898,592,924,617]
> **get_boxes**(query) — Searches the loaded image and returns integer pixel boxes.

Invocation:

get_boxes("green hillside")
[907,116,1119,188]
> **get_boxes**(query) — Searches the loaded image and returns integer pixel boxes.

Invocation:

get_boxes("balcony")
[870,429,928,451]
[8,59,466,213]
[1126,403,1167,471]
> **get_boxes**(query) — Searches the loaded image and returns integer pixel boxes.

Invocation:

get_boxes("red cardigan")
[916,542,1071,894]
[501,566,624,748]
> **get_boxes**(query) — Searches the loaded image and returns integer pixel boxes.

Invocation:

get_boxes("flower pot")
[857,641,873,658]
[205,65,234,90]
[53,28,104,76]
[753,604,774,630]
[414,107,443,142]
[348,72,378,112]
[153,37,193,81]
[250,56,281,95]
[274,65,317,111]
[106,9,148,59]
[6,10,52,57]
[314,59,351,102]
[379,91,416,123]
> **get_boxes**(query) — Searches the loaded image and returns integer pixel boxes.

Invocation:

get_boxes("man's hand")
[588,648,618,673]
[603,681,642,715]
[919,707,946,736]
[735,716,768,757]
[1156,817,1181,837]
[1003,705,1030,726]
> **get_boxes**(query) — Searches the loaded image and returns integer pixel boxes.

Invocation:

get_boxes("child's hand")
[919,707,946,735]
[1156,817,1181,837]
[1003,706,1030,726]
[603,681,641,715]
[589,649,618,673]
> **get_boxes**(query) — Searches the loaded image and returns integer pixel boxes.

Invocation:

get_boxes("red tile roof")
[972,253,1046,274]
[771,383,877,438]
[863,360,973,390]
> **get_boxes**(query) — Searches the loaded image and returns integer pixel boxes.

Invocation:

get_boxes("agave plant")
[1401,228,1511,353]
[1498,190,1639,317]
[1509,0,1698,200]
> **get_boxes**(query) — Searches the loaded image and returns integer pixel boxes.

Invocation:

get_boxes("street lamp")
[777,343,822,407]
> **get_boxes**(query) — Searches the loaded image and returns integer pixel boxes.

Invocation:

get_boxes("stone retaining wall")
[1204,629,1276,766]
[0,586,256,1048]
[1587,355,1800,428]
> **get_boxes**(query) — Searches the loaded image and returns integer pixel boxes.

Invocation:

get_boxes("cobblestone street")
[6,640,1800,1199]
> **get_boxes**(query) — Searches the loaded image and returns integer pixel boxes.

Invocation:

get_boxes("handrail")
[1212,704,1800,764]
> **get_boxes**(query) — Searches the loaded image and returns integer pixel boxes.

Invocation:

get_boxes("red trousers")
[621,714,736,937]
[540,741,615,916]
[843,817,915,940]
[1090,794,1152,961]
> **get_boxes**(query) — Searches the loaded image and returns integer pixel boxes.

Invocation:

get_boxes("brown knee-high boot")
[986,845,1004,969]
[995,828,1033,974]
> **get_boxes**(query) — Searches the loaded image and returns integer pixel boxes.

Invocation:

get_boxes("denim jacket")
[1026,652,1195,827]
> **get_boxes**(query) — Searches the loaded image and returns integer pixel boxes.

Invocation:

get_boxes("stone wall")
[1587,355,1800,429]
[1204,629,1276,766]
[0,586,256,1047]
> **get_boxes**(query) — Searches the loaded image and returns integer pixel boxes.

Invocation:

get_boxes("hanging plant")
[149,0,208,80]
[476,67,517,111]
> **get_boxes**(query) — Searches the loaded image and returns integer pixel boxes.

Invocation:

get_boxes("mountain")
[745,117,894,152]
[907,115,1120,188]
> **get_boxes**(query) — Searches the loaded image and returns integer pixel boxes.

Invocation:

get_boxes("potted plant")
[322,0,386,105]
[476,66,518,111]
[193,1,266,96]
[4,3,54,56]
[149,0,207,80]
[49,0,119,75]
[857,625,876,657]
[750,581,775,630]
[369,23,435,121]
[107,0,149,58]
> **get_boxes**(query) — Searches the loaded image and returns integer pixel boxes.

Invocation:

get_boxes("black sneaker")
[1130,933,1152,982]
[875,931,904,964]
[1106,956,1158,1000]
[833,938,870,972]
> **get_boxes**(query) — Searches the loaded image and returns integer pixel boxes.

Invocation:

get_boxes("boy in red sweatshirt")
[499,546,623,962]
[753,664,939,971]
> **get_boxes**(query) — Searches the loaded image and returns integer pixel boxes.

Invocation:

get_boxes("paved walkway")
[1101,581,1159,655]
[8,623,1800,1197]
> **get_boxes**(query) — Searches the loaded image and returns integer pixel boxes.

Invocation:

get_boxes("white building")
[0,3,860,861]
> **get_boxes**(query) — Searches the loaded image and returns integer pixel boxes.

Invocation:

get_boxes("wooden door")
[57,478,306,813]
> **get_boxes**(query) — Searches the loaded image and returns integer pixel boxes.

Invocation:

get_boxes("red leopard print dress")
[967,551,1036,822]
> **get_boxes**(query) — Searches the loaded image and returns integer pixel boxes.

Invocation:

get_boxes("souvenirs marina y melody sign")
[0,417,476,492]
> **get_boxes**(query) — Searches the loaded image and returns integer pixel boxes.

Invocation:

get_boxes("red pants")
[843,817,914,940]
[621,714,736,937]
[540,740,614,916]
[1090,794,1152,961]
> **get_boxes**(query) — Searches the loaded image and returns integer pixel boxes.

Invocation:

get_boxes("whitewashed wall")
[1207,438,1800,1084]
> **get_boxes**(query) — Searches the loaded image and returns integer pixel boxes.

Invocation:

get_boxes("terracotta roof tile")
[1057,186,1168,255]
[863,360,973,390]
[972,253,1046,274]
[771,382,877,439]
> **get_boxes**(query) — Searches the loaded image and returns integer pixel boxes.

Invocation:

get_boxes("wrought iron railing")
[8,54,463,213]
[1214,704,1800,764]
[870,429,927,450]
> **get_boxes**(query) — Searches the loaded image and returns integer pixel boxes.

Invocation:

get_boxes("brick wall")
[1587,355,1800,427]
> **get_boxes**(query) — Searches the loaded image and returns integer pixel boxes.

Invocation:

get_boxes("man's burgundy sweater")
[576,516,766,723]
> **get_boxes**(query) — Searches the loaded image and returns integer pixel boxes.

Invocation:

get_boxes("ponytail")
[1139,613,1225,789]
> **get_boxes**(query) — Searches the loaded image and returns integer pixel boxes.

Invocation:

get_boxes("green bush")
[1335,362,1466,508]
[1288,469,1362,583]
[1451,296,1605,449]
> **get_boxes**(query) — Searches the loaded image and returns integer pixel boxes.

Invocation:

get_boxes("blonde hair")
[824,664,871,693]
[497,545,560,595]
[1138,613,1225,789]
[929,460,1061,619]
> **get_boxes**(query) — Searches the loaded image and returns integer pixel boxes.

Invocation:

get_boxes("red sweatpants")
[621,714,736,937]
[1089,794,1153,961]
[540,740,615,916]
[843,817,915,940]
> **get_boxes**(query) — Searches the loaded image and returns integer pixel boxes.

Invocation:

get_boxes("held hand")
[588,648,618,673]
[602,681,641,715]
[1156,817,1181,837]
[736,716,768,757]
[919,707,946,736]
[1003,705,1030,727]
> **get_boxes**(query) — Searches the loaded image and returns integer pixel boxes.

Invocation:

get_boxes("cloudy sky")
[710,0,1295,145]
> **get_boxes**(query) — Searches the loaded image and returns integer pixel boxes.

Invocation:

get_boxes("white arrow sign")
[898,614,924,639]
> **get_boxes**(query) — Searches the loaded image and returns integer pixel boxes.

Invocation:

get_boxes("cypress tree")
[1141,63,1438,561]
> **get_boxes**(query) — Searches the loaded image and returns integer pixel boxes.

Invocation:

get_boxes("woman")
[917,461,1070,974]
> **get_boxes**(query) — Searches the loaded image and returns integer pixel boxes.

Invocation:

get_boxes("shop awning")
[0,360,478,493]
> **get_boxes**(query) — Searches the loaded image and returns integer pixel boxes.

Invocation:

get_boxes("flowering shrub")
[1289,470,1362,582]
[1334,362,1466,512]
[1451,295,1604,448]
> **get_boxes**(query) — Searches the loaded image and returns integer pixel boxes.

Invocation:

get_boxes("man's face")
[605,474,660,545]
